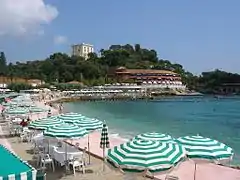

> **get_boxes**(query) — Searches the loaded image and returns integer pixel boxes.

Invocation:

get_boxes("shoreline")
[49,94,204,104]
[53,96,240,168]
[0,95,240,180]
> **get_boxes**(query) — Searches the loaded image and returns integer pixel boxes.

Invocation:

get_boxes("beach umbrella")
[74,118,103,131]
[175,135,233,161]
[28,107,47,113]
[43,124,88,170]
[58,112,86,123]
[1,101,18,107]
[175,136,234,180]
[0,144,37,180]
[43,123,88,139]
[5,107,29,115]
[100,122,110,170]
[133,132,173,142]
[107,140,186,172]
[74,118,103,164]
[28,116,62,130]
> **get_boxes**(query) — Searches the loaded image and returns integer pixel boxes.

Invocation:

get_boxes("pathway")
[0,117,13,151]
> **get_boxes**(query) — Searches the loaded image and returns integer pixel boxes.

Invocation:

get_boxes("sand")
[0,98,146,180]
[5,136,146,180]
[1,96,240,180]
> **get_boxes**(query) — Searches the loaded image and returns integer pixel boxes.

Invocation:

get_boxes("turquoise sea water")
[63,96,240,164]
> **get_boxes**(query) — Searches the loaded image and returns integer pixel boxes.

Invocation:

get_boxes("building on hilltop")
[71,43,94,59]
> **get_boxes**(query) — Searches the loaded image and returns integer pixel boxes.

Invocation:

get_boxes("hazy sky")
[0,0,239,74]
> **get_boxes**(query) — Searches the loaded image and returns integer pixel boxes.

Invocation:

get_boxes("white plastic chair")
[19,132,29,142]
[40,154,55,172]
[69,156,85,176]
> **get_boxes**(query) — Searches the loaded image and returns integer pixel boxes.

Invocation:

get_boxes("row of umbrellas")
[28,113,105,166]
[28,113,234,172]
[107,133,233,172]
[28,113,103,132]
[4,107,48,114]
[2,95,48,114]
[5,95,233,174]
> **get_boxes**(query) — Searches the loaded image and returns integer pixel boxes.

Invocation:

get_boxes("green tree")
[0,51,7,75]
[2,44,240,92]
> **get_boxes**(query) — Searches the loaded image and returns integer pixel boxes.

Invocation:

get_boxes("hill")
[0,44,240,93]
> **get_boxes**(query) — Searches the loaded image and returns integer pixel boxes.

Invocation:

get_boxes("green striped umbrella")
[74,118,103,131]
[74,118,103,164]
[100,122,110,149]
[28,107,47,113]
[28,116,63,130]
[175,136,233,161]
[43,123,88,139]
[5,107,29,115]
[1,101,18,106]
[107,140,186,172]
[133,132,173,142]
[58,112,86,123]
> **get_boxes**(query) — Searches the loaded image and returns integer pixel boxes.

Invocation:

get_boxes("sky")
[0,0,240,74]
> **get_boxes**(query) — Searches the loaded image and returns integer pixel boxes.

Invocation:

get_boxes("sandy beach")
[4,136,146,180]
[0,95,240,180]
[0,98,146,180]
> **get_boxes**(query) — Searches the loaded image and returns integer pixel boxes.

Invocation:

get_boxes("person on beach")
[20,119,28,127]
[47,109,51,117]
[27,117,31,124]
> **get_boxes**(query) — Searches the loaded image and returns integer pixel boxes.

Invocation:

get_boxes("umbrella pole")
[88,134,90,164]
[103,147,105,171]
[65,142,69,171]
[194,163,197,180]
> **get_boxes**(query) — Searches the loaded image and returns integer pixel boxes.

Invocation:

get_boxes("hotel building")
[71,43,94,59]
[109,67,185,89]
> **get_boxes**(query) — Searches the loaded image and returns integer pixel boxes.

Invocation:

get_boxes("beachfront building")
[218,83,240,94]
[71,43,94,59]
[109,67,185,89]
[27,79,45,87]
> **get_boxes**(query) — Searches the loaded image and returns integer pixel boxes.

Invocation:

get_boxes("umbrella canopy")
[0,144,36,180]
[1,101,18,106]
[44,123,88,139]
[107,140,186,172]
[175,136,233,161]
[100,122,110,149]
[74,118,103,131]
[133,132,173,142]
[28,116,62,130]
[28,107,47,113]
[5,107,29,115]
[58,112,85,123]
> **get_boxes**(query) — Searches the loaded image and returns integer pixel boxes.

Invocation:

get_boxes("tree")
[1,44,240,93]
[0,51,7,75]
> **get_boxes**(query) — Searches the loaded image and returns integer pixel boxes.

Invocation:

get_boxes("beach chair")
[40,153,55,172]
[165,175,179,180]
[69,155,85,176]
[19,132,29,142]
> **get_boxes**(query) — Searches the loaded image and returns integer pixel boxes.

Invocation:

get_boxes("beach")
[63,96,240,165]
[0,97,146,180]
[0,94,240,180]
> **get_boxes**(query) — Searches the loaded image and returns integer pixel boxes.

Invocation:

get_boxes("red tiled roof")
[116,68,178,75]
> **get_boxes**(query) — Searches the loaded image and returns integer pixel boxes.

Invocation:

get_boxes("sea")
[63,96,240,164]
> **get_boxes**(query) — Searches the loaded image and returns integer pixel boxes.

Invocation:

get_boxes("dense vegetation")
[1,44,240,93]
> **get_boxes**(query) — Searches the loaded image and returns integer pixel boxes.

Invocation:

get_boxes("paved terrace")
[67,131,240,180]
